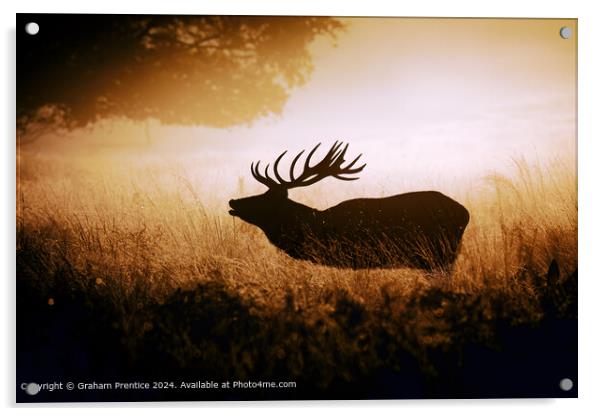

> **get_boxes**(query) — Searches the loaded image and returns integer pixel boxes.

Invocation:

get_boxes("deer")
[228,141,470,270]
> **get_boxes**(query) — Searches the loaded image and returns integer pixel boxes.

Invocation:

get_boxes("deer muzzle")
[228,199,239,216]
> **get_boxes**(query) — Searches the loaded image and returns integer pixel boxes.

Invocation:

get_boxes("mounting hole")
[559,378,574,391]
[559,26,572,40]
[25,382,41,395]
[25,22,39,35]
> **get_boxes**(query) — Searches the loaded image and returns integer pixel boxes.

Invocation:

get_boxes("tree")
[17,14,343,136]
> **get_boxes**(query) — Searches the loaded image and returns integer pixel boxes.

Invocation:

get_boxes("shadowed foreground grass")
[16,155,577,401]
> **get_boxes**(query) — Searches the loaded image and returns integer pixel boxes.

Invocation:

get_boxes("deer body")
[228,142,470,270]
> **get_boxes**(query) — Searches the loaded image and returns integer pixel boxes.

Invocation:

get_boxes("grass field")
[16,150,578,400]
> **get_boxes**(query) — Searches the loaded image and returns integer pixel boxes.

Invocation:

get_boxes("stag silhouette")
[229,142,469,270]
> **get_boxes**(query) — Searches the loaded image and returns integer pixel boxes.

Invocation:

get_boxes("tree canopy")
[17,14,343,136]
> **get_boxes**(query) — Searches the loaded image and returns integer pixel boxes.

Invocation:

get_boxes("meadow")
[16,149,577,400]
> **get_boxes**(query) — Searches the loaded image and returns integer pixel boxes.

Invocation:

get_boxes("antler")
[250,141,366,190]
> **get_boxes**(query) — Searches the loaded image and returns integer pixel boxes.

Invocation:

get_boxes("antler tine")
[273,150,287,184]
[332,164,366,181]
[332,152,366,180]
[289,149,305,182]
[263,163,272,182]
[303,143,322,172]
[250,160,279,189]
[251,161,260,180]
[322,140,339,158]
[342,153,366,173]
[333,174,362,181]
[325,142,345,167]
[250,161,260,183]
[254,161,264,180]
[328,142,348,168]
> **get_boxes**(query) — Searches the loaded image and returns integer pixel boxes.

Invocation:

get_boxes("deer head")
[228,141,366,229]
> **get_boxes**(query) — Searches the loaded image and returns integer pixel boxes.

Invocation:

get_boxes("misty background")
[18,17,577,209]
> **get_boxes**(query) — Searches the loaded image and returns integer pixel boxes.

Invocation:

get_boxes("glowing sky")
[30,17,577,201]
[162,18,575,176]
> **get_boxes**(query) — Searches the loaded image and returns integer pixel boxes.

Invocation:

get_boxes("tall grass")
[16,151,577,397]
[17,152,576,300]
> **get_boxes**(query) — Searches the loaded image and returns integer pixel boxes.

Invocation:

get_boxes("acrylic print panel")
[16,14,577,402]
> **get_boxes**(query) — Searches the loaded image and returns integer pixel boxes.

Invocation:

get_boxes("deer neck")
[263,198,319,244]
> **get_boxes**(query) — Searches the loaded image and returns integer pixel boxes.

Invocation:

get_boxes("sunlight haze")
[23,17,577,205]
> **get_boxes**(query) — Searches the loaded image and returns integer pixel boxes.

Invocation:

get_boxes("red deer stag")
[228,142,469,270]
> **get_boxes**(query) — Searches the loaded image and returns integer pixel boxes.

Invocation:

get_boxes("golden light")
[22,17,576,207]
